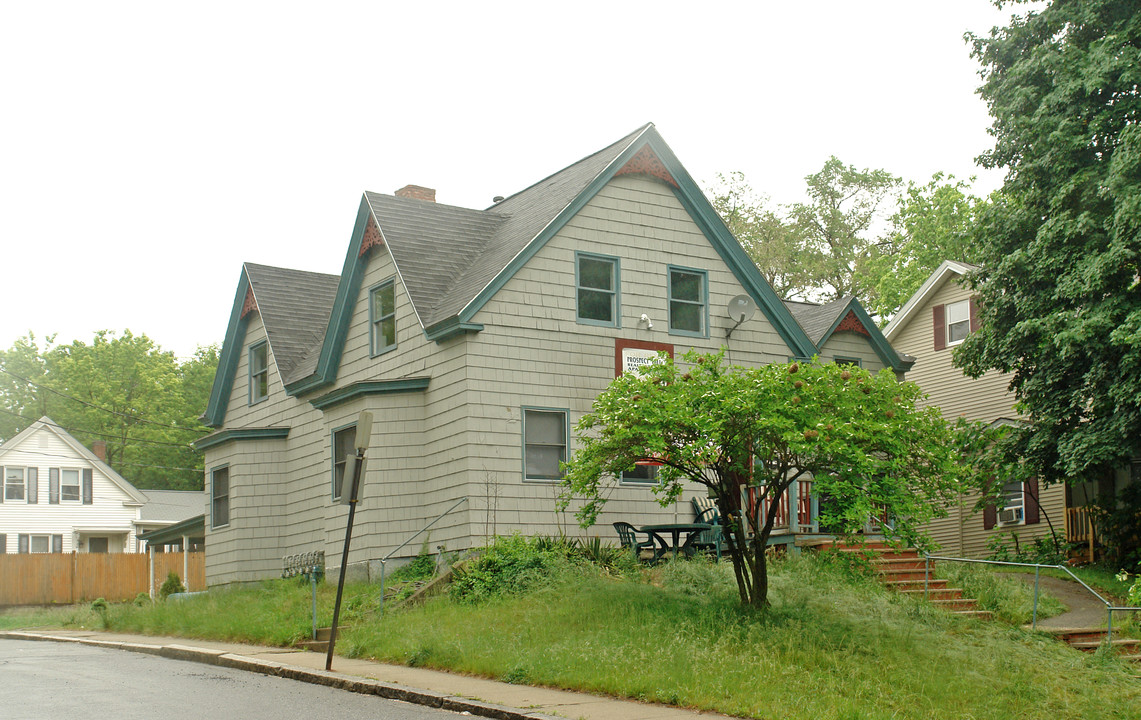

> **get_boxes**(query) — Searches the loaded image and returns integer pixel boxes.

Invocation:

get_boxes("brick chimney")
[92,440,107,462]
[395,185,436,202]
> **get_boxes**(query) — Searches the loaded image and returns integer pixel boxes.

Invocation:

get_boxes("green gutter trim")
[194,427,290,451]
[137,515,205,545]
[203,270,253,428]
[424,318,484,343]
[309,377,431,410]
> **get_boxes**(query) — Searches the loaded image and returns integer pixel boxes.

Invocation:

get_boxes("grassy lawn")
[2,549,1138,720]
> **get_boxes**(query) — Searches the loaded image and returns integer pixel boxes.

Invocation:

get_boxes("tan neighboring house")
[884,261,1122,558]
[196,124,913,586]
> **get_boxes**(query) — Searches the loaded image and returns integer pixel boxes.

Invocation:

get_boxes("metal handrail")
[378,496,468,615]
[924,553,1140,646]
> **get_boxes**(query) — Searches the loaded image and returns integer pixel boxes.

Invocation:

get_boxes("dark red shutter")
[1023,477,1040,525]
[969,297,980,333]
[933,304,946,351]
[983,502,996,530]
[49,469,59,504]
[82,468,93,504]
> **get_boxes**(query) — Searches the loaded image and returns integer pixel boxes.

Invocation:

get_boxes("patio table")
[639,523,712,564]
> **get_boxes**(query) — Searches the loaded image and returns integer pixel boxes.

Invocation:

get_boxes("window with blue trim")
[332,424,357,501]
[668,267,707,336]
[576,253,619,327]
[523,408,567,482]
[370,280,397,356]
[211,466,229,529]
[249,342,268,404]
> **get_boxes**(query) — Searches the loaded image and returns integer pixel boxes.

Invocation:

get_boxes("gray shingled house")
[195,124,912,586]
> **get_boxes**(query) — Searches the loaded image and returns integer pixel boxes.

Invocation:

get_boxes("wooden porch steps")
[805,539,990,619]
[1039,627,1141,661]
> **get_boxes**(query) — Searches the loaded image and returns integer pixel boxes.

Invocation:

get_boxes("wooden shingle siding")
[890,273,1065,556]
[818,332,886,372]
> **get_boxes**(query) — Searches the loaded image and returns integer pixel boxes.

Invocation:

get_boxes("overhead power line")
[0,368,205,434]
[0,408,198,449]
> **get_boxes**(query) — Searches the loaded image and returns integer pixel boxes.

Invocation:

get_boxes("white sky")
[0,1,1027,361]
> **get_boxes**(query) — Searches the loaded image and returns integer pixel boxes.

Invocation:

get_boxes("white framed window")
[249,342,269,404]
[19,534,61,554]
[620,463,659,486]
[4,467,25,501]
[60,469,81,502]
[211,466,230,529]
[997,481,1024,525]
[331,424,357,500]
[30,535,50,553]
[946,300,971,345]
[576,253,619,327]
[522,408,567,482]
[370,279,397,356]
[668,266,707,337]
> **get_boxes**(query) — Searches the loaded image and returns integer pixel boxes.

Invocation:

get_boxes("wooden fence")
[0,551,205,606]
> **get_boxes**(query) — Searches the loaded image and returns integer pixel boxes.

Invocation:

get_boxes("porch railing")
[1065,506,1096,563]
[745,479,817,534]
[925,554,1139,648]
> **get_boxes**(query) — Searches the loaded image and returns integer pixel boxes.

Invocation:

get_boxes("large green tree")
[787,157,901,303]
[956,0,1141,485]
[0,331,218,490]
[560,352,960,608]
[868,174,988,321]
[708,172,805,298]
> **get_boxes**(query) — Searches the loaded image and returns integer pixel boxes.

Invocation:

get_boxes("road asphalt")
[0,630,728,720]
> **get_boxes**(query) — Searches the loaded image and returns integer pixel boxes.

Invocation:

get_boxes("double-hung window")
[998,481,1024,525]
[332,424,357,501]
[945,300,971,345]
[4,467,25,501]
[249,342,269,404]
[370,279,397,355]
[60,469,81,502]
[668,266,707,337]
[523,408,567,482]
[211,466,230,529]
[576,253,619,327]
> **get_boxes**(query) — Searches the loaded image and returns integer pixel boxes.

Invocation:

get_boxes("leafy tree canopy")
[956,0,1141,485]
[560,351,961,608]
[868,174,989,321]
[0,331,218,490]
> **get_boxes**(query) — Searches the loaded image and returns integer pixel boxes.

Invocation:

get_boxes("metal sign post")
[325,410,372,671]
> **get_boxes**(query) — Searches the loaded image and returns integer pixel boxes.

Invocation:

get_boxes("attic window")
[370,279,397,356]
[249,342,269,404]
[946,300,970,345]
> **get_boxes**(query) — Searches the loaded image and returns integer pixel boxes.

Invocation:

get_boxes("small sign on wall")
[614,339,674,377]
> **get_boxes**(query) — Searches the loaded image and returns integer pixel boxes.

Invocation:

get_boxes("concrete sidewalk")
[1,630,726,720]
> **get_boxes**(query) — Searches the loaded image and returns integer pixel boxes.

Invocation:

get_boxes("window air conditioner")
[998,508,1023,525]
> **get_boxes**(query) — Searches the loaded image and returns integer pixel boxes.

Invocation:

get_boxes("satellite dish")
[727,295,757,323]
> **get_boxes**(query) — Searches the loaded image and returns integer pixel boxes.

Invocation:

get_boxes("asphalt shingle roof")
[783,296,854,345]
[139,490,206,523]
[244,263,340,385]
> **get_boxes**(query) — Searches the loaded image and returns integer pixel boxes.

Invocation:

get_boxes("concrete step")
[1040,627,1116,643]
[932,597,978,611]
[883,578,949,591]
[876,567,933,581]
[951,609,994,620]
[873,557,929,570]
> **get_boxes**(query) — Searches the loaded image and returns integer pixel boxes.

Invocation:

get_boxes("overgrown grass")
[936,562,1067,624]
[3,551,1138,720]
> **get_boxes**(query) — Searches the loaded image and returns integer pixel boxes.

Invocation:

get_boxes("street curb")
[1,632,561,720]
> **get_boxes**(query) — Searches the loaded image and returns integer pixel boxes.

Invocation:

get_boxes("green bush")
[450,534,561,603]
[389,541,437,583]
[159,572,186,601]
[985,532,1066,565]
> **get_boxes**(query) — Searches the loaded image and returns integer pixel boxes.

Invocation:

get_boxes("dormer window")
[370,279,397,356]
[946,300,970,345]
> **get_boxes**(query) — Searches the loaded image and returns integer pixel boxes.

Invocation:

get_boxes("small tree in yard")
[560,351,962,609]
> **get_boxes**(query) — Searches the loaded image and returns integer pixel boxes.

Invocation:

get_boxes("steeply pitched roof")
[0,416,147,504]
[882,260,979,341]
[244,263,340,384]
[784,297,913,372]
[204,124,821,425]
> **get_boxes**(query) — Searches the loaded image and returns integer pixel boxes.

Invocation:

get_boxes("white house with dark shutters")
[197,124,914,586]
[0,417,150,554]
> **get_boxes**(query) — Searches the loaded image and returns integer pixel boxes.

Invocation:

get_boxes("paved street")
[0,639,465,720]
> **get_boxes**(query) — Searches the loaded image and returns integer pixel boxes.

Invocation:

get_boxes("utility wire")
[0,368,205,433]
[0,408,199,449]
[2,448,203,474]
